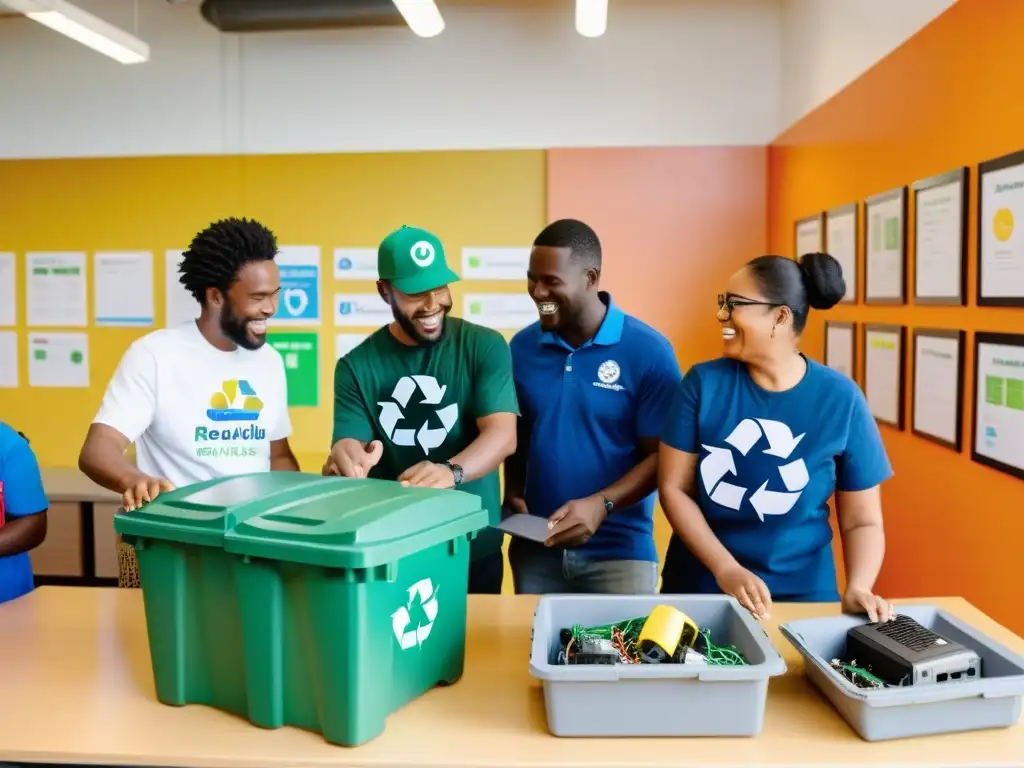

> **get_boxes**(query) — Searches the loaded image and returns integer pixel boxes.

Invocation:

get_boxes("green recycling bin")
[113,471,489,747]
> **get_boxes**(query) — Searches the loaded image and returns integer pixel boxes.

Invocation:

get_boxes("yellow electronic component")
[638,605,700,663]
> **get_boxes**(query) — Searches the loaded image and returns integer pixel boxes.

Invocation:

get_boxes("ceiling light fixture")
[575,0,608,38]
[391,0,445,38]
[2,0,149,64]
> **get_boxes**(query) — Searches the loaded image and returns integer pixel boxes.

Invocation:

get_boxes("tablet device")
[495,513,551,543]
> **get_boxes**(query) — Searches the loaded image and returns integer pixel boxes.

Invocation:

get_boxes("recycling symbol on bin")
[378,375,459,456]
[700,417,809,521]
[391,578,440,651]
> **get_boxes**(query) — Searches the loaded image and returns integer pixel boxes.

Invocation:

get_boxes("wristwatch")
[601,497,614,515]
[444,461,464,488]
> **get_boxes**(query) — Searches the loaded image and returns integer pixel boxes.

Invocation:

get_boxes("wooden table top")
[0,588,1021,767]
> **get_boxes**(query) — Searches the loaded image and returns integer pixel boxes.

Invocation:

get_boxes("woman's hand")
[842,586,894,622]
[715,564,772,620]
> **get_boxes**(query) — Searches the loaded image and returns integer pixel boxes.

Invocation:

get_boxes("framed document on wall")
[864,324,906,429]
[972,332,1024,480]
[795,213,824,258]
[911,328,965,452]
[978,149,1024,307]
[913,167,968,305]
[864,186,908,304]
[824,321,857,381]
[826,203,859,304]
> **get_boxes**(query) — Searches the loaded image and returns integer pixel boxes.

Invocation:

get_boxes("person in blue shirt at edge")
[503,219,682,594]
[658,251,895,622]
[0,423,49,604]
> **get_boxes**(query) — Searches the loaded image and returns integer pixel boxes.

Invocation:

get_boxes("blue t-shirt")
[0,424,48,604]
[659,356,892,601]
[510,293,682,562]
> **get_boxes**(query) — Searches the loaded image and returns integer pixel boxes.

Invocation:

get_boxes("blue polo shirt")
[0,424,48,604]
[510,293,682,562]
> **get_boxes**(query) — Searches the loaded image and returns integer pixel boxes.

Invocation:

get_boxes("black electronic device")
[845,614,981,687]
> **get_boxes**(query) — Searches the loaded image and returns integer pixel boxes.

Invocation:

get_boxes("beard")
[220,304,266,350]
[391,295,449,347]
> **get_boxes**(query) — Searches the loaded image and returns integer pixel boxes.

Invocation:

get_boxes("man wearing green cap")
[324,225,519,594]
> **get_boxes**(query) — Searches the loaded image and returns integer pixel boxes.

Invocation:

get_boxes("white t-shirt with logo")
[93,321,292,489]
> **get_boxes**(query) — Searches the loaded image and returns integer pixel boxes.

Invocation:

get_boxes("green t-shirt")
[332,317,519,560]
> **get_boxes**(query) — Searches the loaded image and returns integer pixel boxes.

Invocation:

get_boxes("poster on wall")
[27,332,89,388]
[333,248,378,281]
[913,168,968,305]
[334,293,392,327]
[825,203,858,304]
[461,247,531,280]
[94,251,154,326]
[165,248,197,327]
[0,252,15,327]
[824,321,856,381]
[978,149,1024,306]
[462,293,538,331]
[26,252,87,327]
[268,331,319,407]
[794,214,823,259]
[864,186,907,304]
[0,331,16,388]
[972,332,1024,481]
[271,246,321,326]
[863,324,905,429]
[335,332,369,360]
[912,328,965,452]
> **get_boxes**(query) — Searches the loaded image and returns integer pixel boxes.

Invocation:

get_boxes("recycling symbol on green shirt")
[378,375,459,456]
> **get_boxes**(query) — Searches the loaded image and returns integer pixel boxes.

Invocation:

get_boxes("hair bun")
[798,252,845,310]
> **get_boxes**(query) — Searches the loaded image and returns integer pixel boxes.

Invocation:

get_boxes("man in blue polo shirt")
[0,423,48,604]
[504,219,682,593]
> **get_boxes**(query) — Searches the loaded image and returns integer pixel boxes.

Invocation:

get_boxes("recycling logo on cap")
[700,417,808,521]
[377,375,459,455]
[391,577,439,651]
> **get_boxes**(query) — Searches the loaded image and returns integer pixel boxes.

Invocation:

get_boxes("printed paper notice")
[335,332,369,360]
[334,293,392,327]
[0,253,15,327]
[826,209,857,302]
[825,324,854,379]
[461,247,530,280]
[462,293,537,331]
[268,331,319,407]
[980,163,1024,300]
[866,193,905,301]
[165,249,197,328]
[795,218,822,258]
[333,248,379,281]
[27,252,87,327]
[974,340,1024,473]
[272,246,321,326]
[0,331,17,388]
[913,333,960,445]
[865,328,902,426]
[916,180,964,301]
[95,251,154,326]
[28,332,89,388]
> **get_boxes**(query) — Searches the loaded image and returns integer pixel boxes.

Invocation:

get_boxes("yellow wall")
[0,151,546,469]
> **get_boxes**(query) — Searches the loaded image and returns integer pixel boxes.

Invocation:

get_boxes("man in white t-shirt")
[78,217,299,586]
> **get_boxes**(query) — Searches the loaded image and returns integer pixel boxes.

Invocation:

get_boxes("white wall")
[778,0,958,134]
[0,0,783,158]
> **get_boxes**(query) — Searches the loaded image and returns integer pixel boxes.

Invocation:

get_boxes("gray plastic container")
[528,594,787,737]
[779,603,1024,742]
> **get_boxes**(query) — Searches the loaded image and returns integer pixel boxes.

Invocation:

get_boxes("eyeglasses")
[717,293,781,316]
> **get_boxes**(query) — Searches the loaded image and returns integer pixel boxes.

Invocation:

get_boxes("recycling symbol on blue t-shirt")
[699,417,810,521]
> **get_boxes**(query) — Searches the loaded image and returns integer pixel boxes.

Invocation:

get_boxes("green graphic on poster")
[269,331,319,407]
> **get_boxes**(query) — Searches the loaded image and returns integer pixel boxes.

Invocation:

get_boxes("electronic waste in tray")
[779,604,1024,742]
[528,594,787,738]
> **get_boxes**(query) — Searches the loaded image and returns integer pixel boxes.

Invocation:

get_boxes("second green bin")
[114,471,489,747]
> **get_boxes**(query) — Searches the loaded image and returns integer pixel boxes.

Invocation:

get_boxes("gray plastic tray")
[779,603,1024,742]
[528,594,787,737]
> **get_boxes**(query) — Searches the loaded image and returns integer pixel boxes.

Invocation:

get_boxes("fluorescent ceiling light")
[575,0,608,38]
[2,0,149,64]
[392,0,445,38]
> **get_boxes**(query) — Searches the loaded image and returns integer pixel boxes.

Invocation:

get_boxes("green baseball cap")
[377,225,460,295]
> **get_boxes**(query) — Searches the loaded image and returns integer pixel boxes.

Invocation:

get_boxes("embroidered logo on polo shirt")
[593,359,625,392]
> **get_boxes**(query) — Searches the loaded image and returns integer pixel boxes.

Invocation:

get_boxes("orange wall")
[768,0,1024,633]
[547,147,769,557]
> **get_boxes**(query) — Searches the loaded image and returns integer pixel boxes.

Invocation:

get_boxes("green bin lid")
[222,475,487,570]
[113,472,342,548]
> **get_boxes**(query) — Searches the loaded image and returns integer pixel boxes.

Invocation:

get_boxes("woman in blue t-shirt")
[658,252,893,622]
[0,423,48,604]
